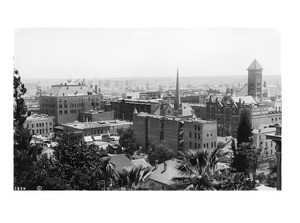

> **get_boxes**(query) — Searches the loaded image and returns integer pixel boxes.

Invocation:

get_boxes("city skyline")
[14,28,280,79]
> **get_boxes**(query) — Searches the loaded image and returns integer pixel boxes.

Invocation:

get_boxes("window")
[195,125,197,131]
[207,134,209,137]
[211,142,213,148]
[59,104,62,108]
[195,143,197,149]
[64,110,68,114]
[32,130,34,134]
[198,133,200,139]
[207,143,209,148]
[59,111,62,115]
[189,142,192,148]
[214,142,216,147]
[198,126,200,131]
[50,122,52,126]
[64,104,67,108]
[32,124,34,128]
[204,143,206,148]
[211,133,212,136]
[195,133,197,138]
[265,142,268,147]
[42,123,44,127]
[27,124,29,129]
[271,141,273,147]
[189,132,192,138]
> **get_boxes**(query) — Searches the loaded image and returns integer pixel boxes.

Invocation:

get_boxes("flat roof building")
[24,113,55,135]
[39,83,101,125]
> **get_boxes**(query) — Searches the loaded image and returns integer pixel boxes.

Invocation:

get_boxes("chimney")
[154,160,158,170]
[95,85,98,93]
[163,161,167,172]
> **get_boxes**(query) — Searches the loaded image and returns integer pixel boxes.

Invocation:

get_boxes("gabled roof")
[247,59,263,70]
[132,159,152,168]
[235,84,248,97]
[147,159,183,186]
[110,154,134,171]
[231,96,257,105]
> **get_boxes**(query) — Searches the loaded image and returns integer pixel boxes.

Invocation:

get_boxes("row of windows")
[83,128,107,136]
[189,141,216,149]
[41,103,55,108]
[32,128,52,135]
[189,132,213,139]
[271,117,281,122]
[41,109,55,115]
[59,109,85,115]
[27,122,52,128]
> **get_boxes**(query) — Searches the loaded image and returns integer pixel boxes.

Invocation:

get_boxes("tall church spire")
[174,68,180,110]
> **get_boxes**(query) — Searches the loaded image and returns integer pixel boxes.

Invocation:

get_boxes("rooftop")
[147,159,183,186]
[252,127,276,134]
[109,154,135,171]
[42,84,98,97]
[26,114,54,121]
[231,96,257,105]
[61,119,131,130]
[247,59,263,70]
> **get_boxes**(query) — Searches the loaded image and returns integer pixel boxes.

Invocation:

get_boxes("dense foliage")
[118,127,138,155]
[237,109,253,146]
[173,148,258,190]
[231,142,261,176]
[33,140,118,190]
[13,69,42,189]
[147,141,176,165]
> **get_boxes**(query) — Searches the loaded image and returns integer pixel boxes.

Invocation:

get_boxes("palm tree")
[116,165,152,190]
[172,149,220,190]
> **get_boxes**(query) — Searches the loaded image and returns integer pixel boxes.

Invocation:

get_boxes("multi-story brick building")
[39,83,101,125]
[78,110,115,122]
[110,98,160,121]
[206,95,282,137]
[252,127,277,160]
[190,104,207,120]
[183,119,217,150]
[23,114,55,135]
[133,112,217,154]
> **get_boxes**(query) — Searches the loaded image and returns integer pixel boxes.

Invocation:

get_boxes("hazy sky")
[14,28,280,79]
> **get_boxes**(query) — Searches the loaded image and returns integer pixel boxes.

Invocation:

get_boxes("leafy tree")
[237,109,253,146]
[13,69,42,189]
[231,142,261,176]
[231,139,236,155]
[211,169,257,190]
[118,127,138,155]
[147,141,175,165]
[266,164,277,187]
[33,139,118,190]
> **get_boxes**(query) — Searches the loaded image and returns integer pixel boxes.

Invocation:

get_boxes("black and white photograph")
[13,28,281,191]
[2,0,300,222]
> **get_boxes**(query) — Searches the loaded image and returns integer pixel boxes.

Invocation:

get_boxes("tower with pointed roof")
[247,59,263,102]
[174,68,181,110]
